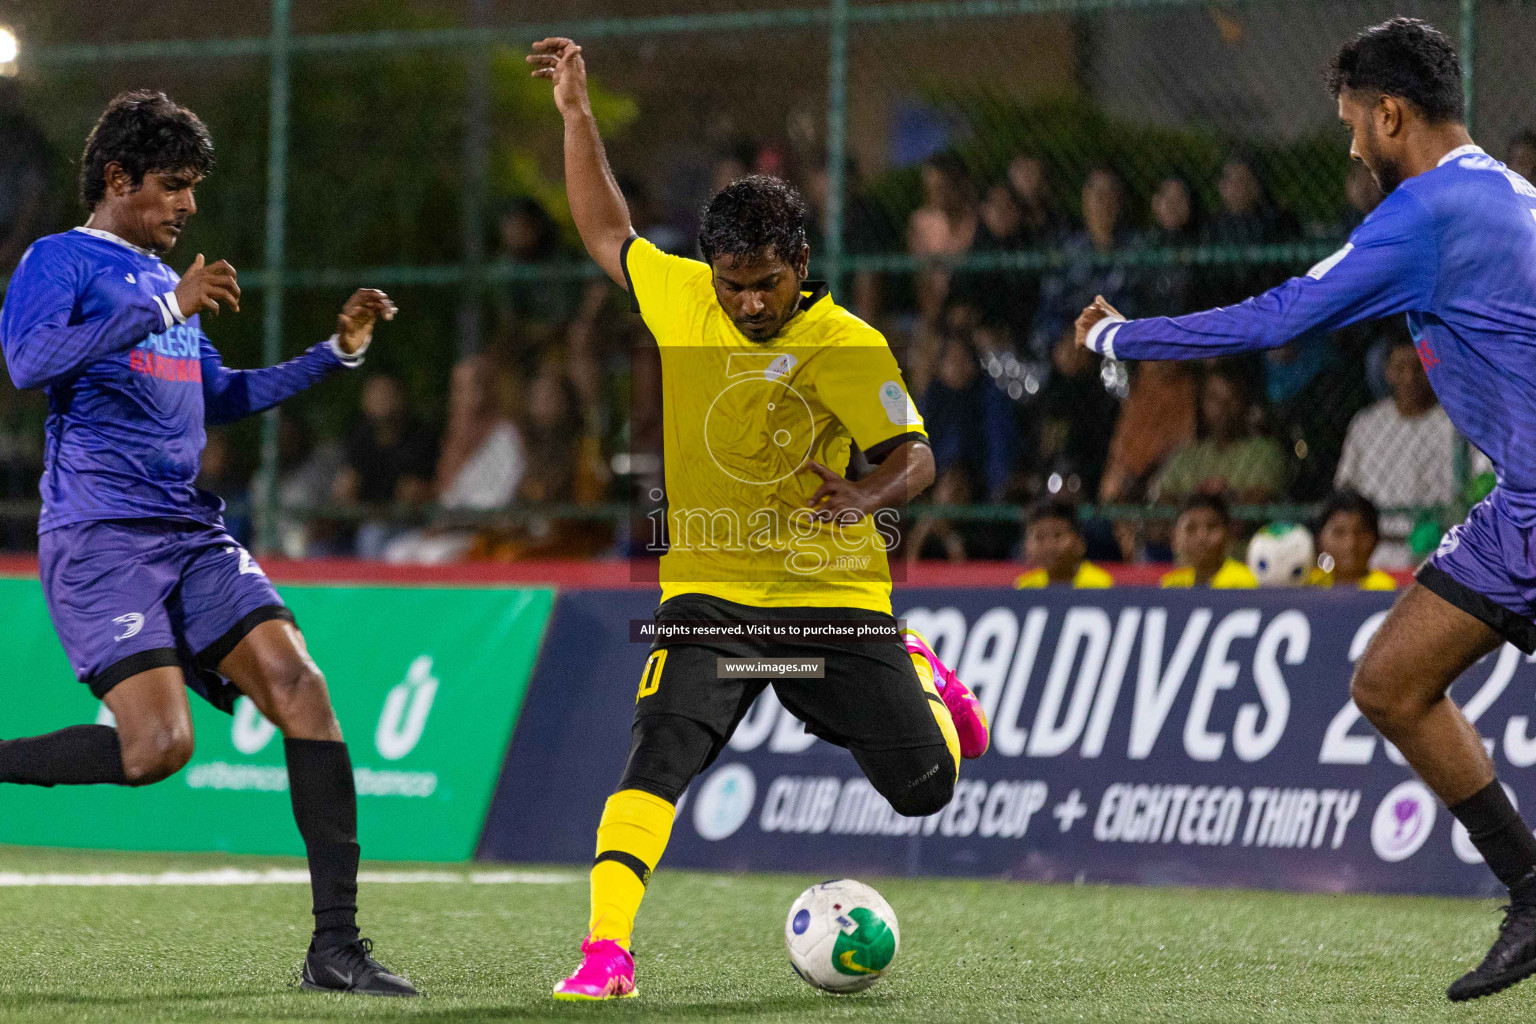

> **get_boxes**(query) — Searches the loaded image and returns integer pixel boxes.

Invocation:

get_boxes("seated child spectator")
[1310,489,1397,590]
[1013,500,1113,589]
[1160,494,1258,589]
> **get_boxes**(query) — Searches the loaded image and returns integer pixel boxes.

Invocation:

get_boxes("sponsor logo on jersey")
[764,353,798,381]
[878,380,919,426]
[130,324,203,383]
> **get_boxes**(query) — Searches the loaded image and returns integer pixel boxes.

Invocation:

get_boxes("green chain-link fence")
[0,0,1514,566]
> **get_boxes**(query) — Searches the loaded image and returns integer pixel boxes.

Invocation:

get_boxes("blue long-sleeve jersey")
[1085,145,1536,524]
[0,227,360,533]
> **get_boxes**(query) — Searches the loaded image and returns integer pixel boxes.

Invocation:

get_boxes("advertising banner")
[483,586,1536,897]
[0,579,552,861]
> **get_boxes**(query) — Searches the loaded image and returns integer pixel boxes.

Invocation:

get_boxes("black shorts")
[633,593,946,753]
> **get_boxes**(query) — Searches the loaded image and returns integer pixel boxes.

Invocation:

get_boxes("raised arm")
[1074,187,1435,361]
[201,288,394,425]
[528,38,633,288]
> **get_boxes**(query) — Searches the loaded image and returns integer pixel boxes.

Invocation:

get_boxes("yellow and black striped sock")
[588,788,676,948]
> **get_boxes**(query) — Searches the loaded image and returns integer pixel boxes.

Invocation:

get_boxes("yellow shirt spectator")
[1307,567,1398,591]
[1161,559,1258,589]
[1014,562,1114,589]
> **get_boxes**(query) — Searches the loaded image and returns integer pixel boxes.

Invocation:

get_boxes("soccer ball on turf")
[784,879,899,993]
[1246,522,1315,587]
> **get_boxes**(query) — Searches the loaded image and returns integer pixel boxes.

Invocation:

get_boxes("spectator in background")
[804,158,891,325]
[1508,129,1536,182]
[917,300,1016,502]
[1310,489,1396,590]
[1006,151,1063,242]
[196,430,251,546]
[0,81,52,274]
[1264,329,1364,500]
[1160,493,1258,589]
[332,373,438,558]
[473,355,609,561]
[615,175,686,255]
[384,354,526,565]
[276,414,346,559]
[1034,332,1116,499]
[950,179,1035,343]
[1098,360,1198,503]
[710,146,751,194]
[1156,366,1287,504]
[494,198,579,352]
[1136,174,1204,317]
[1013,500,1112,589]
[905,466,971,563]
[1206,154,1293,305]
[1334,337,1486,566]
[908,152,977,325]
[1210,154,1285,244]
[1031,167,1137,359]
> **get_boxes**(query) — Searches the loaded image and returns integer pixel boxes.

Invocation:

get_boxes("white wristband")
[162,290,187,325]
[1084,315,1126,360]
[327,333,366,367]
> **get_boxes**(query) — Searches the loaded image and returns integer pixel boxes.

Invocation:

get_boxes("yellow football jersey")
[1308,566,1398,591]
[1160,558,1258,589]
[1013,562,1114,589]
[624,237,927,613]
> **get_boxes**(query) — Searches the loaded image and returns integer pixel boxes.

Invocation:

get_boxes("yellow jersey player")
[528,37,990,1001]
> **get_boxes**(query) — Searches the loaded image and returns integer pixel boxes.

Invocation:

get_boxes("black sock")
[0,725,128,786]
[284,738,360,947]
[1450,779,1536,894]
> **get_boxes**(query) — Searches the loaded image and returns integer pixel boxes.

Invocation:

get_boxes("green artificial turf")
[0,844,1527,1023]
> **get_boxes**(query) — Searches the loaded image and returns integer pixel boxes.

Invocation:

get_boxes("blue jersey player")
[0,91,416,996]
[1076,19,1536,1002]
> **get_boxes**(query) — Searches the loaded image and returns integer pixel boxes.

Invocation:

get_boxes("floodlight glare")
[0,27,17,65]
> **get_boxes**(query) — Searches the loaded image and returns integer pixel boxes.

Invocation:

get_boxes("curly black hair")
[1327,17,1464,123]
[79,90,215,212]
[698,174,808,266]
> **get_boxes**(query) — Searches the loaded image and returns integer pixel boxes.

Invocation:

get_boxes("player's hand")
[805,460,876,525]
[1074,294,1122,350]
[335,289,397,356]
[174,254,240,318]
[527,38,591,118]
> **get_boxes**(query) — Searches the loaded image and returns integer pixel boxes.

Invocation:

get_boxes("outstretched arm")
[528,37,633,288]
[202,289,394,425]
[1074,187,1436,361]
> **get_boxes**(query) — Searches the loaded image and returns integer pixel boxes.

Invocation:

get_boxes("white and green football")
[1247,521,1315,587]
[784,879,900,993]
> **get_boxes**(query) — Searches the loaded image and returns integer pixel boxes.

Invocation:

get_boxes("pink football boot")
[902,628,989,759]
[552,937,637,1001]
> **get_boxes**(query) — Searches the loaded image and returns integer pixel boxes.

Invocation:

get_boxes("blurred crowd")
[0,81,1509,572]
[887,148,1489,570]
